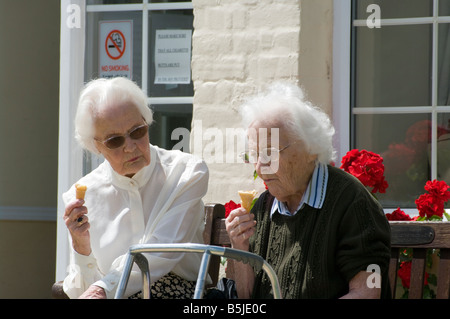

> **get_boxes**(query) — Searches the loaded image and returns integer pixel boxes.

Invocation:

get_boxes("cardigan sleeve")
[335,191,391,283]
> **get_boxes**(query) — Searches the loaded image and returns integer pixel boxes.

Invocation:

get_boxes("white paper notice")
[154,29,192,84]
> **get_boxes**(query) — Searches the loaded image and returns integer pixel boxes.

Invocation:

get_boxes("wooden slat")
[212,218,231,246]
[204,204,226,244]
[203,204,215,245]
[203,203,226,288]
[389,248,399,297]
[408,249,426,299]
[436,248,450,299]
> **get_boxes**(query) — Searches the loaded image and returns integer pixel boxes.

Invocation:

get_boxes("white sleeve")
[63,248,104,299]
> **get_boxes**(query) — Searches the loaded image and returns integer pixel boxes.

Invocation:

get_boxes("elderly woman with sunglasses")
[62,77,208,299]
[225,82,391,299]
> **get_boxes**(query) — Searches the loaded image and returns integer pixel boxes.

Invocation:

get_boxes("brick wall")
[191,0,333,205]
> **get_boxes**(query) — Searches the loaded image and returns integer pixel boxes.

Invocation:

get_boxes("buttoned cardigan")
[250,165,391,299]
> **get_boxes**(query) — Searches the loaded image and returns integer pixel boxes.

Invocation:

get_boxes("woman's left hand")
[78,285,107,299]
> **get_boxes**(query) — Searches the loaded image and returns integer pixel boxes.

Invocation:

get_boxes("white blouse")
[62,144,209,298]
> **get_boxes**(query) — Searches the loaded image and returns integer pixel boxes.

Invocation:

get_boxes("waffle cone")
[75,184,87,200]
[238,190,257,212]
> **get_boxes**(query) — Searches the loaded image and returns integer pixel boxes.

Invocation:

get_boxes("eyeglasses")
[239,141,297,164]
[95,122,149,149]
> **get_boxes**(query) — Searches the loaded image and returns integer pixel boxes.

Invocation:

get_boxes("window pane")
[85,11,142,86]
[87,0,191,4]
[439,0,450,16]
[87,0,142,4]
[148,10,194,97]
[437,113,450,208]
[438,24,450,105]
[150,0,191,2]
[354,24,432,107]
[354,0,432,19]
[149,104,192,151]
[354,114,431,208]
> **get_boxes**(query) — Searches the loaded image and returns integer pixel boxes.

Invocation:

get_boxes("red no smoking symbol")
[105,30,126,60]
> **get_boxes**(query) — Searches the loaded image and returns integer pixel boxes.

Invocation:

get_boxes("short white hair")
[75,77,153,154]
[240,81,336,164]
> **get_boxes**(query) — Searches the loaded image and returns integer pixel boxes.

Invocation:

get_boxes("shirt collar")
[107,144,156,190]
[270,162,329,218]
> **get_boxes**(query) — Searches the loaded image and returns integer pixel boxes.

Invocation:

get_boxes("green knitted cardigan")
[249,165,391,299]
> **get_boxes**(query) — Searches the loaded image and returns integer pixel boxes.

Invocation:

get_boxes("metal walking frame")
[114,243,282,299]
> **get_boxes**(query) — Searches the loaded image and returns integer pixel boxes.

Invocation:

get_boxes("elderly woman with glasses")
[62,77,208,299]
[226,82,391,299]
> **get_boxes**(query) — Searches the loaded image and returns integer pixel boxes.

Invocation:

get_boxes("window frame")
[86,1,194,105]
[83,0,194,171]
[333,0,450,216]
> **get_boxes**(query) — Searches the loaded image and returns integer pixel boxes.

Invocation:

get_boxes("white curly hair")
[240,81,336,164]
[74,77,153,154]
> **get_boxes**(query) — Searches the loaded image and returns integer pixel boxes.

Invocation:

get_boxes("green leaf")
[444,211,450,221]
[423,285,432,299]
[428,215,443,221]
[250,197,258,210]
[427,273,437,286]
[400,289,409,299]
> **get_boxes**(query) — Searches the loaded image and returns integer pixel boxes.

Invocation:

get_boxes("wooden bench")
[52,204,450,299]
[206,212,450,299]
[389,221,450,299]
[203,203,230,287]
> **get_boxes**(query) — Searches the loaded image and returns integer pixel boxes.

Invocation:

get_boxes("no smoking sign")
[106,30,126,60]
[99,21,132,78]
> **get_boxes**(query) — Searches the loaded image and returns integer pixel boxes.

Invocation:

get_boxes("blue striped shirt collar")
[270,162,328,218]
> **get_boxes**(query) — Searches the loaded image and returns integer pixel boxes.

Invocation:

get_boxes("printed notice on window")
[154,29,192,84]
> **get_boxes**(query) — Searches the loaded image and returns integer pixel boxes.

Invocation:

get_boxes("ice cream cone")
[238,190,257,212]
[75,184,87,200]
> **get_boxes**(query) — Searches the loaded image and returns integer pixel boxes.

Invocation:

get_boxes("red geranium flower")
[224,200,241,218]
[386,208,412,221]
[340,149,389,194]
[415,193,445,219]
[424,180,450,203]
[398,261,429,289]
[415,180,450,220]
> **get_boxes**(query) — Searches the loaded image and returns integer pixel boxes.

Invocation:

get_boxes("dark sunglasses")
[95,122,149,149]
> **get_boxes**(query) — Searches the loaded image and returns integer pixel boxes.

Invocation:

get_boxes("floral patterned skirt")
[128,272,196,299]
